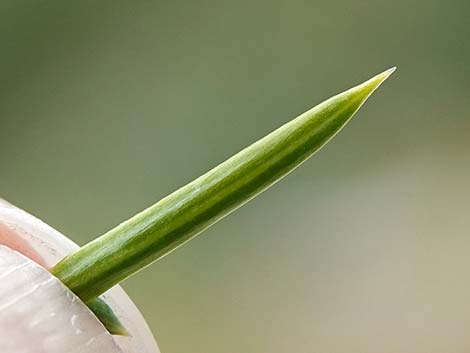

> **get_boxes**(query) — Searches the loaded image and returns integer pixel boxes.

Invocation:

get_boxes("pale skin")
[0,198,160,353]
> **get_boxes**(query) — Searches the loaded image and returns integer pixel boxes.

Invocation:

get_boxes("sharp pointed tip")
[370,66,397,86]
[350,66,397,103]
[382,66,397,79]
[328,66,396,119]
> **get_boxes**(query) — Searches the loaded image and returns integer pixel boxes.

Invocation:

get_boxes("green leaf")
[87,297,129,336]
[51,68,395,332]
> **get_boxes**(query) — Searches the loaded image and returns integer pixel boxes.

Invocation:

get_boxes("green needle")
[51,67,395,333]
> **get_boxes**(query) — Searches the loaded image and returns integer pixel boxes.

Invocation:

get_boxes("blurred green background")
[1,1,469,352]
